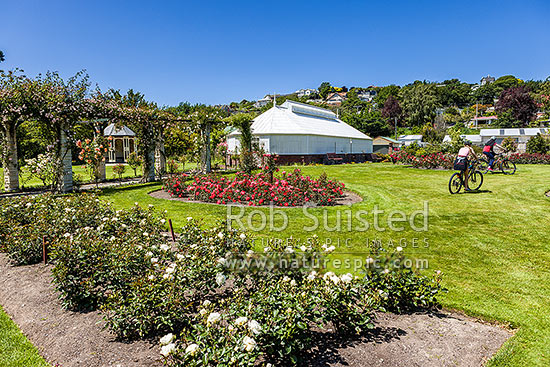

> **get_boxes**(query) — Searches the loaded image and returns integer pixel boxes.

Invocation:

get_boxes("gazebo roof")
[103,123,136,137]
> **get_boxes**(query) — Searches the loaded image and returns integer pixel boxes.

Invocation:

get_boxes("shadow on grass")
[100,182,161,196]
[461,189,492,194]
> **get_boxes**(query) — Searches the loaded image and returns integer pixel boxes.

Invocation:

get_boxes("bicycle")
[449,160,484,194]
[479,153,516,175]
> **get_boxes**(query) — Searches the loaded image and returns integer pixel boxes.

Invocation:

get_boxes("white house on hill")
[227,100,372,164]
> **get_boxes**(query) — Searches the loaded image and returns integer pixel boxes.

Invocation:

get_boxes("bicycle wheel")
[478,159,489,173]
[500,159,516,175]
[468,171,484,191]
[449,172,463,194]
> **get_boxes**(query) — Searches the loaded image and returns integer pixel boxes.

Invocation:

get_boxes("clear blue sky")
[1,0,549,106]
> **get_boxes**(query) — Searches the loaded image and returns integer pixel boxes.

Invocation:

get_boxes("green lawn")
[0,306,48,367]
[101,163,550,366]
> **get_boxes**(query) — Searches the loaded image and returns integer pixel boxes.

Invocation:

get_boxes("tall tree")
[399,82,439,126]
[381,95,402,138]
[318,82,333,99]
[495,86,537,127]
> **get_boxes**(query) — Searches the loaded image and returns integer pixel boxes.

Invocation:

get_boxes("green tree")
[374,85,400,107]
[225,112,256,173]
[436,79,472,108]
[399,82,439,127]
[526,133,550,154]
[0,51,4,62]
[318,82,333,99]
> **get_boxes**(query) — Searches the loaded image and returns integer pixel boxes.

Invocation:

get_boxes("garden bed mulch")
[148,189,363,207]
[0,253,511,367]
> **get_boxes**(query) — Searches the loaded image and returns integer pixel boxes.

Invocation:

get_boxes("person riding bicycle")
[483,136,503,172]
[455,140,478,191]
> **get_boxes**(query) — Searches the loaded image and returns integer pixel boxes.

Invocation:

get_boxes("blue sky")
[1,0,549,106]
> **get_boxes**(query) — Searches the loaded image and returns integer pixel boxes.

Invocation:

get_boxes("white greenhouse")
[227,100,373,164]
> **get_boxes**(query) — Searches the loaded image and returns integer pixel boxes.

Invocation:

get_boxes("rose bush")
[509,152,550,164]
[0,195,445,366]
[390,150,454,170]
[164,169,345,207]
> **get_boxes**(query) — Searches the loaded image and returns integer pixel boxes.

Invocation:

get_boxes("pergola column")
[2,124,19,192]
[57,129,73,193]
[155,134,166,177]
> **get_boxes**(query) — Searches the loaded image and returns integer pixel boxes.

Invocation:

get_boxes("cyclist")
[483,136,503,172]
[456,140,478,191]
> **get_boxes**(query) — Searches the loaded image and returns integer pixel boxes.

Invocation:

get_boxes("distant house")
[325,92,347,106]
[227,100,373,164]
[103,123,137,163]
[470,116,498,127]
[295,88,317,98]
[254,95,273,108]
[398,135,423,146]
[480,128,549,152]
[357,90,377,102]
[373,136,401,154]
[480,75,495,86]
[442,134,483,146]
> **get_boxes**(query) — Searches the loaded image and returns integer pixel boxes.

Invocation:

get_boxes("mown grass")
[0,306,49,367]
[101,163,550,366]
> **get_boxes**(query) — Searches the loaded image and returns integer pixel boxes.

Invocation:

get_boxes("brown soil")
[148,189,363,207]
[0,254,161,367]
[0,254,511,367]
[307,311,512,367]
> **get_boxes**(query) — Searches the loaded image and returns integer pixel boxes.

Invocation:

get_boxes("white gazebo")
[103,123,137,163]
[227,100,373,164]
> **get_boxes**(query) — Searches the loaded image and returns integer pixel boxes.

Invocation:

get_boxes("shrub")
[167,159,179,174]
[164,169,345,207]
[0,194,112,265]
[501,137,518,153]
[526,133,550,154]
[25,149,61,189]
[509,153,550,164]
[112,163,126,180]
[127,152,142,176]
[50,204,166,310]
[363,249,445,313]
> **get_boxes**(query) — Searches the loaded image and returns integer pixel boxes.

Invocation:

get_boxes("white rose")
[207,312,222,325]
[235,316,248,326]
[186,216,193,221]
[202,300,212,306]
[216,273,227,286]
[300,245,307,252]
[282,276,291,282]
[248,320,262,335]
[176,253,185,260]
[217,232,224,239]
[160,244,170,251]
[307,271,317,281]
[151,257,158,264]
[396,246,403,252]
[325,245,336,253]
[340,273,353,283]
[185,343,199,356]
[290,279,297,286]
[285,246,294,253]
[160,343,176,357]
[160,333,175,345]
[239,233,246,240]
[242,336,257,352]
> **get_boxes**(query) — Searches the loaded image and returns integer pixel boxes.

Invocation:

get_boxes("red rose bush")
[164,169,345,207]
